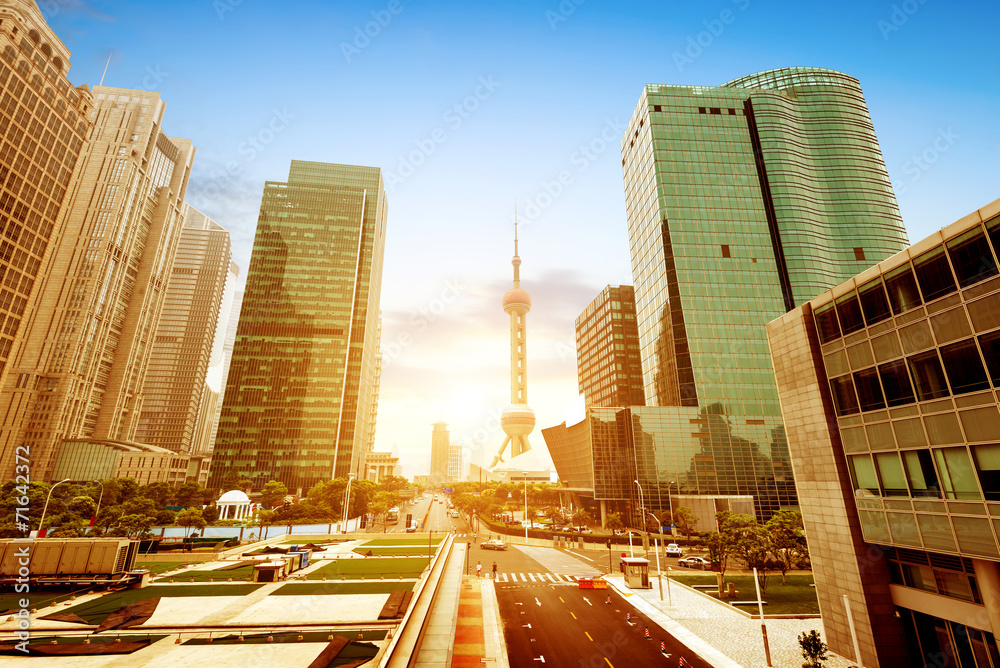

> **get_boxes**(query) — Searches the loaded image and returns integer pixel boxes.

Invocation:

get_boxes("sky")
[44,0,1000,479]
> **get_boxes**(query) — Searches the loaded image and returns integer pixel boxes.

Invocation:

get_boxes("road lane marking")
[529,573,537,582]
[604,659,613,667]
[570,612,577,619]
[568,550,596,562]
[535,597,541,606]
[559,596,565,603]
[583,596,591,606]
[585,631,593,641]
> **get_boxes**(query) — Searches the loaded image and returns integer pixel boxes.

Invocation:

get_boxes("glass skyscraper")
[546,67,912,525]
[207,161,386,494]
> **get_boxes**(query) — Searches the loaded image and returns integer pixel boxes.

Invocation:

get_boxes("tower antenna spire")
[99,51,112,87]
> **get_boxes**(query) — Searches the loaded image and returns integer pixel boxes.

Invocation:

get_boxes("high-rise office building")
[0,84,193,481]
[547,67,910,525]
[207,161,386,493]
[361,313,382,479]
[576,285,644,407]
[768,198,1000,667]
[448,442,463,482]
[135,205,232,453]
[198,260,239,455]
[208,288,242,453]
[430,421,449,484]
[0,3,94,477]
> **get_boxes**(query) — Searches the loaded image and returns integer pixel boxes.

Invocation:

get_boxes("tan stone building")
[0,1,94,476]
[768,197,1000,666]
[135,205,232,454]
[0,83,194,480]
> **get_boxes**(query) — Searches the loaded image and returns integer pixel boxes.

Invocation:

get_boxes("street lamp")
[90,479,105,534]
[38,479,71,538]
[667,480,676,538]
[523,476,528,542]
[647,511,668,604]
[342,473,356,532]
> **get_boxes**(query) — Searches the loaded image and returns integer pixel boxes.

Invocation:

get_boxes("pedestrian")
[492,562,497,579]
[476,561,482,578]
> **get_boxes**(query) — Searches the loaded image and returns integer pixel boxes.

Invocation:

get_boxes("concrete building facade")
[135,205,231,454]
[0,1,94,478]
[0,82,193,481]
[207,161,386,493]
[768,198,1000,666]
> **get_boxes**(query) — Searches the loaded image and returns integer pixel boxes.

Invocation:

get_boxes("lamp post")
[90,479,105,534]
[648,511,666,603]
[667,480,676,538]
[38,478,70,538]
[342,473,355,533]
[523,476,528,542]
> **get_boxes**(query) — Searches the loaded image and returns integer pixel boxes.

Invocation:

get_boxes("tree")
[706,532,730,578]
[260,480,288,509]
[722,514,774,595]
[672,506,699,545]
[139,482,173,508]
[118,513,156,539]
[202,505,219,524]
[255,509,276,539]
[175,481,203,508]
[605,513,625,533]
[571,508,591,532]
[798,630,828,668]
[767,510,806,584]
[123,497,157,519]
[67,495,97,520]
[176,508,206,539]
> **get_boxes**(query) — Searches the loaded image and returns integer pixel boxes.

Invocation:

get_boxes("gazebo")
[216,489,252,520]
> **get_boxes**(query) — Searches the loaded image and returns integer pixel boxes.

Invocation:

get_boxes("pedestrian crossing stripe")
[491,573,590,583]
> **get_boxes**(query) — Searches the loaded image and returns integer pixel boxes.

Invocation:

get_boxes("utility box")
[621,557,651,589]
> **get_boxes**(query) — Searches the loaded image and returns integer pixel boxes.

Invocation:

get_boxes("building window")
[858,280,891,326]
[939,339,990,394]
[902,450,941,498]
[814,303,840,343]
[710,107,721,115]
[830,375,859,416]
[728,108,736,115]
[835,293,865,335]
[972,443,1000,500]
[854,247,866,261]
[721,245,730,258]
[978,331,1000,386]
[875,452,908,496]
[914,247,958,302]
[947,227,998,288]
[698,107,705,114]
[908,351,950,401]
[879,360,916,406]
[934,447,981,500]
[885,264,922,315]
[854,367,886,411]
[848,454,879,495]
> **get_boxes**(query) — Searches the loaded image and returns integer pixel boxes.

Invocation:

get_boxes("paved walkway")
[608,574,858,668]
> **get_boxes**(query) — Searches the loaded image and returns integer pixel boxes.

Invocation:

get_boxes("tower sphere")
[503,287,532,313]
[501,403,536,437]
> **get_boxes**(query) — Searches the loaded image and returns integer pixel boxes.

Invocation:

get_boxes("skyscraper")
[0,84,193,481]
[430,421,449,484]
[207,161,386,493]
[489,219,535,468]
[135,205,232,454]
[546,67,910,525]
[0,2,94,478]
[576,285,645,407]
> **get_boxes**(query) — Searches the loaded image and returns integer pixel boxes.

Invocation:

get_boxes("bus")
[386,507,400,524]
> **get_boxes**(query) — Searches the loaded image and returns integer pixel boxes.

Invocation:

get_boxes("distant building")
[208,162,386,493]
[209,288,242,453]
[448,443,463,482]
[52,439,192,486]
[576,285,644,407]
[768,197,1000,667]
[364,450,399,483]
[430,421,449,483]
[0,3,95,479]
[136,205,232,454]
[0,82,193,481]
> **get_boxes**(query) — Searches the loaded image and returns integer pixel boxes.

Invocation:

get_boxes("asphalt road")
[497,581,711,667]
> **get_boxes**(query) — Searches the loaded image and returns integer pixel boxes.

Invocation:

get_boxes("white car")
[665,543,683,557]
[677,556,711,570]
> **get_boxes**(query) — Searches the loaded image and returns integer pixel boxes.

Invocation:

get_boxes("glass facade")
[576,285,645,407]
[620,67,909,519]
[207,161,386,493]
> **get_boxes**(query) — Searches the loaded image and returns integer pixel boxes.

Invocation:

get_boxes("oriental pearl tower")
[489,214,535,469]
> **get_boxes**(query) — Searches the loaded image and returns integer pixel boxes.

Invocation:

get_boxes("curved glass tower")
[617,67,909,520]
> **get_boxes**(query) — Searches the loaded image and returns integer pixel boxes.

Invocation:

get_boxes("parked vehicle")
[677,556,711,570]
[480,539,507,551]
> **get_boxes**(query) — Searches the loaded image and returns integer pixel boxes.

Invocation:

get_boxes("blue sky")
[46,0,1000,478]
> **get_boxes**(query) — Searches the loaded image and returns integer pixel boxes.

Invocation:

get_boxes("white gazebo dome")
[216,489,252,521]
[218,489,251,504]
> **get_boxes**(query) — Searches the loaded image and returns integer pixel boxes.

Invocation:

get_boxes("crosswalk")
[479,572,589,583]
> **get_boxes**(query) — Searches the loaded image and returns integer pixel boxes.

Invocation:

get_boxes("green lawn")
[273,581,415,596]
[162,565,257,582]
[136,561,190,576]
[668,572,819,615]
[353,546,439,557]
[308,556,430,579]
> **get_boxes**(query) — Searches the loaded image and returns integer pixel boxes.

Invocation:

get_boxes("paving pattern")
[511,544,604,577]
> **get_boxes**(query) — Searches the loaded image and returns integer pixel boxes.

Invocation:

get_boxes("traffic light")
[406,513,412,526]
[360,515,367,528]
[606,539,611,549]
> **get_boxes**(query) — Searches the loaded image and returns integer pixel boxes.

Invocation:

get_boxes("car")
[665,543,683,557]
[677,556,711,570]
[480,539,507,551]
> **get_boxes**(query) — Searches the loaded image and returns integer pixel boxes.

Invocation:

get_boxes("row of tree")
[705,510,808,594]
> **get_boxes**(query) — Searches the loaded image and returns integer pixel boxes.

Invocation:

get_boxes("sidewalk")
[607,574,858,668]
